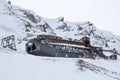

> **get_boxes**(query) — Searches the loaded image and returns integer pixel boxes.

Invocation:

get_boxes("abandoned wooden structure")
[26,35,117,60]
[1,35,16,51]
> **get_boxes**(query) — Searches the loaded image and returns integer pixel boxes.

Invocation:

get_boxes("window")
[27,43,36,52]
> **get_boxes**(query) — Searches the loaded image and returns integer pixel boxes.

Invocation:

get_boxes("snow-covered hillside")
[0,0,120,80]
[0,0,120,53]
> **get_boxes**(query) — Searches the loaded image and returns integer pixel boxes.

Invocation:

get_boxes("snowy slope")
[0,0,120,54]
[0,47,120,80]
[0,0,53,40]
[0,0,120,80]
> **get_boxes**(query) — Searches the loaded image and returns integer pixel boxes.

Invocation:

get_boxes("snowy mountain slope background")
[0,0,120,80]
[0,0,120,53]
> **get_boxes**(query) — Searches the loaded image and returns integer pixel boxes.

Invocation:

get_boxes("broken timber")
[1,35,17,51]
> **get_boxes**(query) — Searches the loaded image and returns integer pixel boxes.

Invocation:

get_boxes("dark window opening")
[32,43,36,51]
[27,47,31,52]
[26,43,36,52]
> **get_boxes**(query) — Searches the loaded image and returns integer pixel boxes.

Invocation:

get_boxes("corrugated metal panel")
[26,39,85,58]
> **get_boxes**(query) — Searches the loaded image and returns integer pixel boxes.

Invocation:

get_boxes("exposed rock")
[57,17,64,22]
[24,11,37,23]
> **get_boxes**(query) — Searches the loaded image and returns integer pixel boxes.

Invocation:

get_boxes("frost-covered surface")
[0,0,120,80]
[0,47,120,80]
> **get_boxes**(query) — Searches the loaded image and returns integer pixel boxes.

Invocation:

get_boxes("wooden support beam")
[1,35,17,51]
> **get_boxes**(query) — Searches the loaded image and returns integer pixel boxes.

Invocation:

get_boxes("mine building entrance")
[26,42,36,53]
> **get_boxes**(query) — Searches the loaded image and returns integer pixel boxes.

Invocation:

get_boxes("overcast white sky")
[9,0,120,35]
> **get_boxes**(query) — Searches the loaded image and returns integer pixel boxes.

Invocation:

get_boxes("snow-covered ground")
[0,47,120,80]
